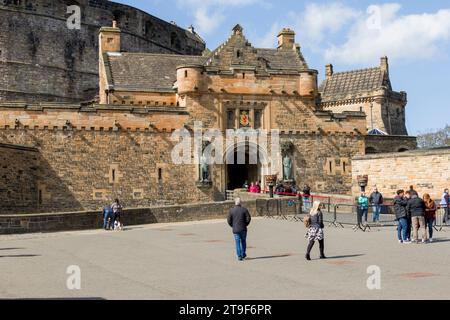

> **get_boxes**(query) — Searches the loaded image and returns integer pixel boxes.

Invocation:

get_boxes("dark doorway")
[226,150,260,190]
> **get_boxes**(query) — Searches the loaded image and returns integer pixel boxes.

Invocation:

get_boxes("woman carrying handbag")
[304,201,326,261]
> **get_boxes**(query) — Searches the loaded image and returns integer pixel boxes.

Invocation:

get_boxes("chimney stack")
[99,21,121,55]
[325,64,334,79]
[277,28,295,50]
[380,56,389,74]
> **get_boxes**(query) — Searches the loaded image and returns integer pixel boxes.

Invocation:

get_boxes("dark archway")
[226,151,260,190]
[365,147,378,154]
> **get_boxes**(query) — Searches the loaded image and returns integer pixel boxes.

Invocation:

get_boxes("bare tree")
[416,125,450,149]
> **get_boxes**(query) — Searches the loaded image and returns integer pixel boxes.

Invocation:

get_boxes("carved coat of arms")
[239,111,250,127]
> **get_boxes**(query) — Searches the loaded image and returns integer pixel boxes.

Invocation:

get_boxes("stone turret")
[176,64,205,94]
[299,70,318,97]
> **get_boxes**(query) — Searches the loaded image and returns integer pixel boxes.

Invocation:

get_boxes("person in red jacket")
[423,194,437,242]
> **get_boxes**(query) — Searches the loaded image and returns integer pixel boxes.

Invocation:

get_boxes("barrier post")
[328,205,344,228]
[328,197,331,213]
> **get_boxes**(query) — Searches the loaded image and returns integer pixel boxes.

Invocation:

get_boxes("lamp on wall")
[357,175,368,192]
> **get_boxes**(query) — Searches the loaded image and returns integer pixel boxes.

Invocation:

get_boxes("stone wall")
[0,0,205,103]
[352,147,450,199]
[0,199,258,235]
[365,135,417,154]
[0,104,217,214]
[0,144,39,214]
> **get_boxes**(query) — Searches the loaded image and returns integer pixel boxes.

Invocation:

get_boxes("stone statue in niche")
[283,154,292,181]
[199,141,211,183]
[200,154,210,182]
[280,140,294,182]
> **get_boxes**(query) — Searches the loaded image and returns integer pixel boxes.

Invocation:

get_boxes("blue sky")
[114,0,450,135]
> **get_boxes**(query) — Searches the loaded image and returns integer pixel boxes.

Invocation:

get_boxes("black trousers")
[306,239,325,256]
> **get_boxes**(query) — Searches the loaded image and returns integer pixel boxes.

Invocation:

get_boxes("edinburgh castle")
[1,0,426,215]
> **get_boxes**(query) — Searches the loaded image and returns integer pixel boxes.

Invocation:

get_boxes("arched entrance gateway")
[224,141,271,191]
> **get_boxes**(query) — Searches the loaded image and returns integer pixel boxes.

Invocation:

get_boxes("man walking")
[227,197,251,261]
[369,187,384,223]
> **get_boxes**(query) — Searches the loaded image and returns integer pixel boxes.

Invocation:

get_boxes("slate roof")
[319,67,391,102]
[103,25,311,92]
[104,52,207,92]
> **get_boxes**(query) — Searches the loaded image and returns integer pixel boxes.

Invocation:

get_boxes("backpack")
[304,214,311,228]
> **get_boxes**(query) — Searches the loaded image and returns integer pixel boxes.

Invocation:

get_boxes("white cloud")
[324,4,450,64]
[293,3,360,44]
[253,22,280,48]
[177,0,263,36]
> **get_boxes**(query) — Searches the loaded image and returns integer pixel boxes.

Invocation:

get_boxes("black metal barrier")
[256,198,449,233]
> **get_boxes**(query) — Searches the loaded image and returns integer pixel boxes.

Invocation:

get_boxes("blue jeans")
[372,205,382,222]
[103,212,111,229]
[397,217,408,241]
[233,231,247,259]
[425,217,435,239]
[406,217,412,240]
[359,207,368,222]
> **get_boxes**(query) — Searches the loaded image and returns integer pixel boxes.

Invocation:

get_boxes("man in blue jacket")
[227,197,251,261]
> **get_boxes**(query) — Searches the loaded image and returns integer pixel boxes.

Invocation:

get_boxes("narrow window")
[158,168,162,181]
[112,169,116,182]
[343,162,346,173]
[242,73,246,79]
[185,70,188,78]
[38,190,42,205]
[237,50,241,58]
[329,161,332,173]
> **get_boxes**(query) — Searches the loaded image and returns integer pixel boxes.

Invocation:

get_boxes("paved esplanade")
[0,218,448,299]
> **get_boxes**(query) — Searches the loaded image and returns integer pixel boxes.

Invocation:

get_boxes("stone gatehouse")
[0,22,417,214]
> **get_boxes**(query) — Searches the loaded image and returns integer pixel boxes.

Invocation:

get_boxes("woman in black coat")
[305,201,326,260]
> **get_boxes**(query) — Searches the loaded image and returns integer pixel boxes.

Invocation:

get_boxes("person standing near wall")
[102,204,112,230]
[423,194,437,242]
[358,192,369,224]
[227,197,251,261]
[111,198,123,230]
[369,187,384,223]
[304,201,326,261]
[302,184,311,211]
[441,189,449,225]
[394,190,410,244]
[406,193,427,243]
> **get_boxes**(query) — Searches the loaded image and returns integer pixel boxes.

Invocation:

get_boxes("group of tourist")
[242,181,261,193]
[393,187,449,244]
[358,185,449,243]
[101,198,123,230]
